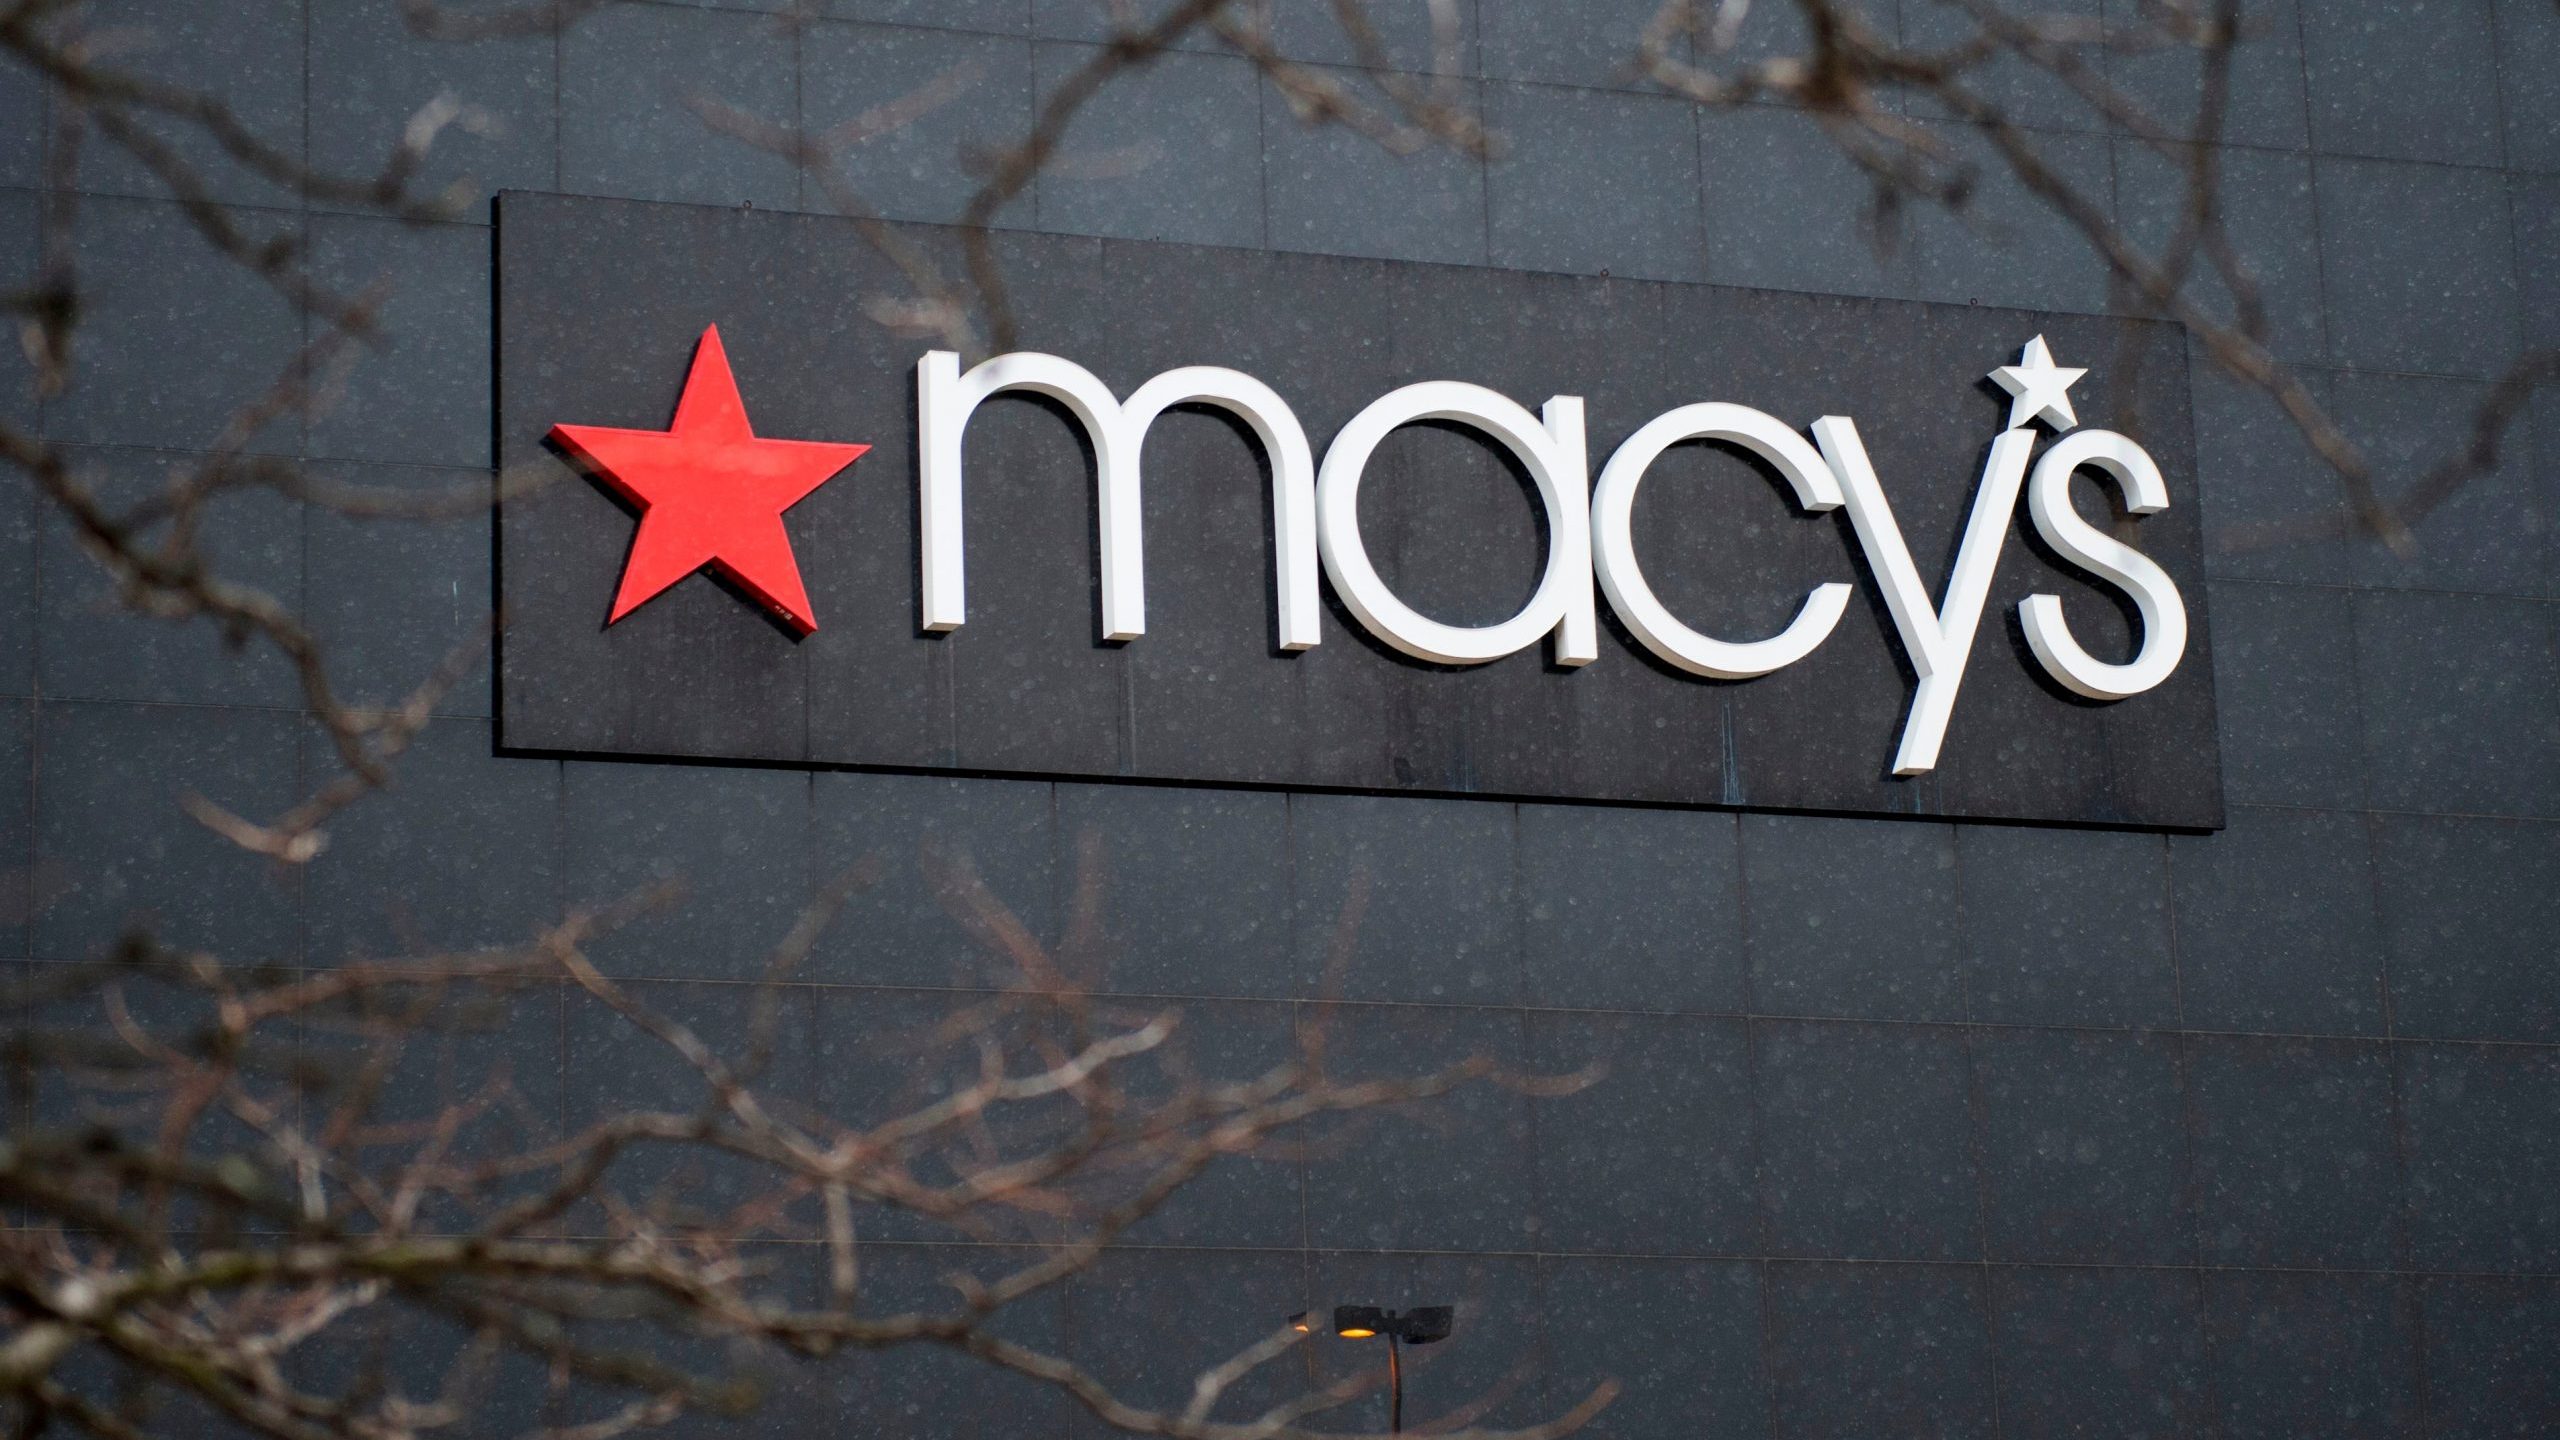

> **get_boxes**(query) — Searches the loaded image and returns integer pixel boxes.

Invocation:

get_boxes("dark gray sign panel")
[496,192,2223,830]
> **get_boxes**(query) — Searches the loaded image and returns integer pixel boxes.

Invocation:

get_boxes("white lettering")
[1314,381,1597,667]
[2018,429,2188,700]
[1591,402,1853,679]
[912,345,2191,778]
[916,350,1321,649]
[1813,416,2038,777]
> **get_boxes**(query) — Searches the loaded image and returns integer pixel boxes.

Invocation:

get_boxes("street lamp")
[1287,1304,1454,1434]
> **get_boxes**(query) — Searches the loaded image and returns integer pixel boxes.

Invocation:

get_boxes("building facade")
[7,0,2559,1435]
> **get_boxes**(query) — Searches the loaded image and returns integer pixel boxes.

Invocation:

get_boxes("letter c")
[1591,403,1852,679]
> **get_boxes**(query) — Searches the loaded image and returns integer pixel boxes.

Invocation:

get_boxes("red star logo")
[548,325,868,636]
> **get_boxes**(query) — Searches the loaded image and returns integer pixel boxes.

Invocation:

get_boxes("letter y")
[1812,418,2037,777]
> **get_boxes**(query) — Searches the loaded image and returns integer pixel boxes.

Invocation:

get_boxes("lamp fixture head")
[1324,1303,1452,1345]
[1333,1304,1387,1339]
[1399,1305,1454,1346]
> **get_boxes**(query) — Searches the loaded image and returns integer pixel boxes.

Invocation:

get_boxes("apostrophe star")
[1988,334,2088,433]
[549,325,868,636]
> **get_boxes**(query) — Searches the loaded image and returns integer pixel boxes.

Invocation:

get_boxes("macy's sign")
[552,329,2185,782]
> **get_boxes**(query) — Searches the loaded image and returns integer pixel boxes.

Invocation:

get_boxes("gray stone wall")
[5,0,2557,1434]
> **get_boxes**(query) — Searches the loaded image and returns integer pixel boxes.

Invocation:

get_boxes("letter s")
[2017,429,2188,700]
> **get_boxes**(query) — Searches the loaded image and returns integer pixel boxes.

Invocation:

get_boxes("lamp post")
[1289,1304,1454,1434]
